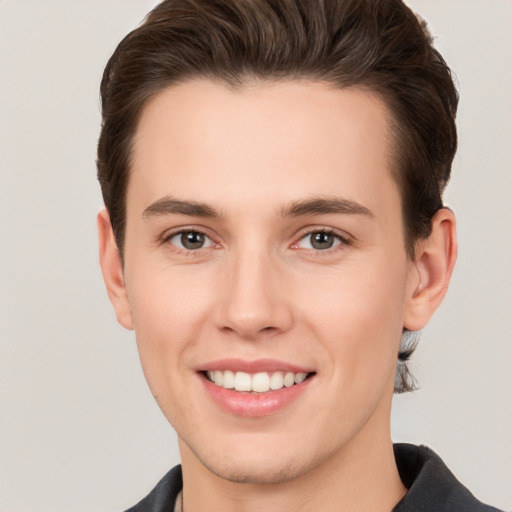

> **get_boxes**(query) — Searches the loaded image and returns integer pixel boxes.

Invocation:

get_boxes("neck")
[179,403,406,512]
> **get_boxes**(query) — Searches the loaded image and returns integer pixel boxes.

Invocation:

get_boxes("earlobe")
[97,209,134,330]
[403,208,457,331]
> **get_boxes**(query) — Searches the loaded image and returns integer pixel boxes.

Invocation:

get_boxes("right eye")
[167,230,214,251]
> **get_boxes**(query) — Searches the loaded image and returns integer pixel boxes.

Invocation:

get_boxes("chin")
[181,433,313,485]
[200,455,308,485]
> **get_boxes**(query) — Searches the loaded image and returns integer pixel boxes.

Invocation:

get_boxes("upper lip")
[197,358,314,374]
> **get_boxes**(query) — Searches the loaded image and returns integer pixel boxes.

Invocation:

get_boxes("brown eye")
[168,230,212,250]
[310,232,335,250]
[181,231,205,249]
[296,230,344,251]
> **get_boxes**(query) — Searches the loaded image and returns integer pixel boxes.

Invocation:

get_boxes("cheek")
[297,257,407,384]
[128,256,213,331]
[125,267,212,397]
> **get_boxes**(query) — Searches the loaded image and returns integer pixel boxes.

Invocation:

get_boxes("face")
[111,80,421,483]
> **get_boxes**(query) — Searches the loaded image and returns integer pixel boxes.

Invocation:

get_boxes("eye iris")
[181,231,205,249]
[311,232,334,250]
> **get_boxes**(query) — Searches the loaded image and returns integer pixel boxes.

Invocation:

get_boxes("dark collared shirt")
[124,444,504,512]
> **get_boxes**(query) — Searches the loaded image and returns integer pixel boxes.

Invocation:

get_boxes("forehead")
[129,79,398,216]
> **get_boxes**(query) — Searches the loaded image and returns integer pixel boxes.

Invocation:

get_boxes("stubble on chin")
[186,440,311,485]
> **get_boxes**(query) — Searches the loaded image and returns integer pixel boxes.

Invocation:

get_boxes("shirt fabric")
[124,443,503,512]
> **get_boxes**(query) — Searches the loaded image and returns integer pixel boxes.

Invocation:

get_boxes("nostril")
[219,324,280,340]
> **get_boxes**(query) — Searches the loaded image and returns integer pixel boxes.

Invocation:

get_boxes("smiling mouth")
[204,370,314,393]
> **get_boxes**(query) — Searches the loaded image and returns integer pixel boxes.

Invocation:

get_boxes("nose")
[214,245,294,341]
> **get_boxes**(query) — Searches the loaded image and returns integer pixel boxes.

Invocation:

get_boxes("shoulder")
[123,465,182,512]
[393,444,504,512]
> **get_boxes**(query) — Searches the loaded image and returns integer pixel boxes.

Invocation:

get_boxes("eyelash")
[292,228,351,254]
[160,227,351,255]
[160,228,218,255]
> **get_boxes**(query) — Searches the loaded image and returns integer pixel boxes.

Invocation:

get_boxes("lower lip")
[201,374,313,417]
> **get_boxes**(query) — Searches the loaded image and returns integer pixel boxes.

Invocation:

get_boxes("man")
[96,0,503,510]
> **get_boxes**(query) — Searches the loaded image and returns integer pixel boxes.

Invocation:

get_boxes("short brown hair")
[97,0,458,392]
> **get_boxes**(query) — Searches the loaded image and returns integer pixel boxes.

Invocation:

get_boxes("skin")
[98,80,457,512]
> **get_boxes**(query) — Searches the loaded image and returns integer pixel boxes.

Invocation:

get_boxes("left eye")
[297,231,343,251]
[168,231,214,250]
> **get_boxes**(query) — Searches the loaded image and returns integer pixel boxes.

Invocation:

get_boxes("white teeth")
[251,372,270,392]
[270,371,284,390]
[206,370,310,392]
[234,371,252,391]
[223,370,235,389]
[283,372,295,387]
[294,372,307,384]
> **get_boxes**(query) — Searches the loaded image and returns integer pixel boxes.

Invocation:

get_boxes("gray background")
[0,1,511,510]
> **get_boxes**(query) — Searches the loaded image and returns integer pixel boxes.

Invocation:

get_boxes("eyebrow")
[142,195,373,220]
[142,197,219,219]
[281,197,374,219]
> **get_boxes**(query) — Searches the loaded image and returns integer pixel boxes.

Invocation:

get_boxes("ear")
[403,207,457,331]
[97,209,134,330]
